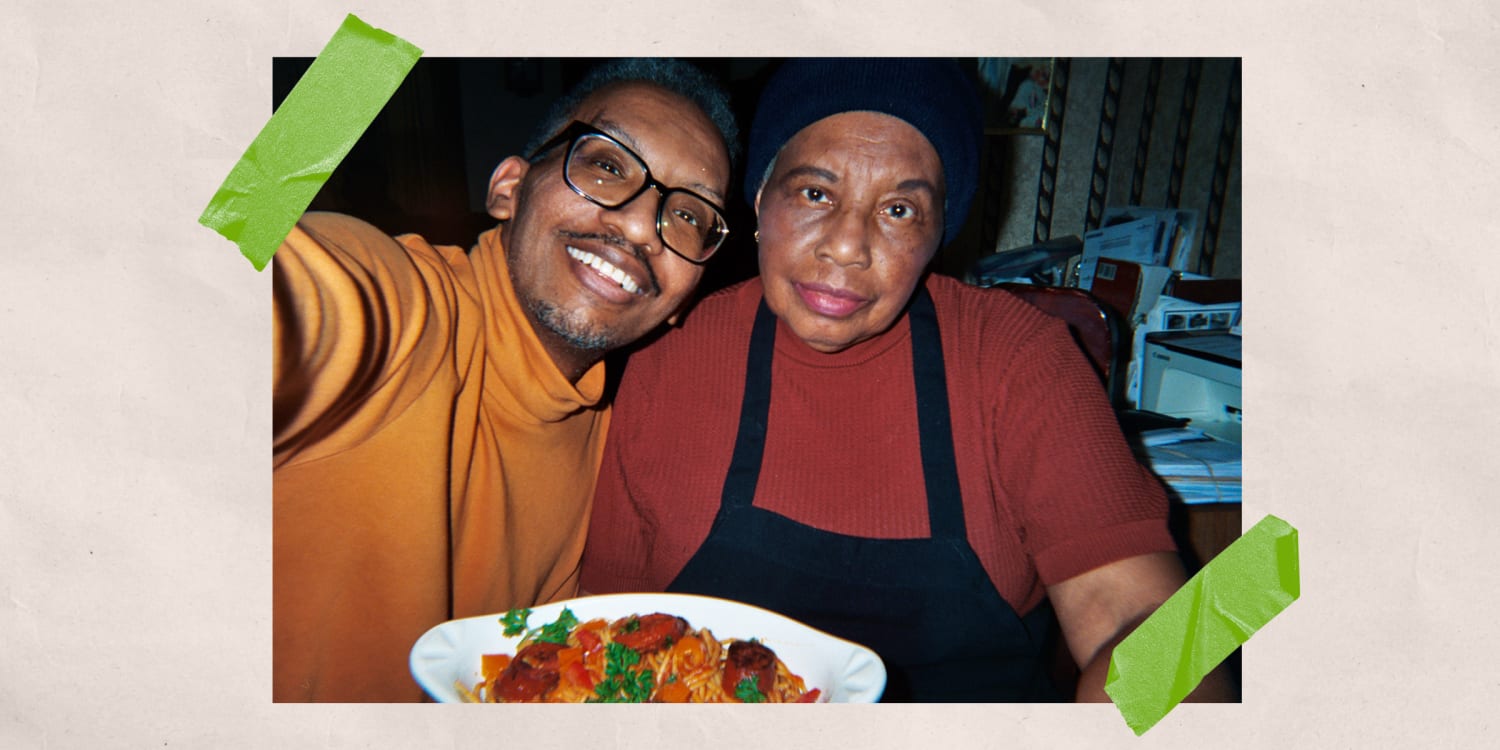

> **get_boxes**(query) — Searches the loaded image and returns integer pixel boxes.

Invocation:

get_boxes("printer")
[1123,295,1241,408]
[1138,331,1242,445]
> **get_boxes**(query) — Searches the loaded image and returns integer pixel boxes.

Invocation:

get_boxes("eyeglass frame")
[527,120,731,265]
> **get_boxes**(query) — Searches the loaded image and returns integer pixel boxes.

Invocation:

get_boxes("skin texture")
[486,82,731,383]
[753,111,946,354]
[1050,551,1236,701]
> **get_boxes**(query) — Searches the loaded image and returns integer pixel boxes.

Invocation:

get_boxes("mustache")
[559,230,662,297]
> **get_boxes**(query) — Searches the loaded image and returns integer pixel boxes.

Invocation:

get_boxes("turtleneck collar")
[470,226,607,423]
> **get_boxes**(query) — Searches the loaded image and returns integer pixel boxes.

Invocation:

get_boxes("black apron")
[667,289,1062,702]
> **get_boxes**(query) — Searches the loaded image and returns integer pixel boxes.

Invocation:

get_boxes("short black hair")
[523,58,741,174]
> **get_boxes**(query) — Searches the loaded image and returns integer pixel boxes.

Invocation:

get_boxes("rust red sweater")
[582,275,1173,615]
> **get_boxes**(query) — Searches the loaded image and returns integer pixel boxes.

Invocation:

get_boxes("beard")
[526,297,619,352]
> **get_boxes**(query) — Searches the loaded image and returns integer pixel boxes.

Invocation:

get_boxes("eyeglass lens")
[565,135,725,261]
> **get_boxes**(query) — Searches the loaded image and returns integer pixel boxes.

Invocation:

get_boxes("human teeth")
[567,246,643,295]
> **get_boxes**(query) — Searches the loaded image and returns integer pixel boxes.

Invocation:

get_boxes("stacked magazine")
[1133,427,1241,505]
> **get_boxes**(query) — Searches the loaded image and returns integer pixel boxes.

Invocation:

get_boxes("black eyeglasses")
[529,121,730,264]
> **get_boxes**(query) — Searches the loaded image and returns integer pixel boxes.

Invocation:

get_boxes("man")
[272,59,738,702]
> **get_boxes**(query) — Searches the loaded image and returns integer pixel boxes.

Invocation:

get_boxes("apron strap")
[719,299,778,510]
[719,287,968,541]
[908,288,966,541]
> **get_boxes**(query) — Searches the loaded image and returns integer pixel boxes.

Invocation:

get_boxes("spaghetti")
[459,608,822,703]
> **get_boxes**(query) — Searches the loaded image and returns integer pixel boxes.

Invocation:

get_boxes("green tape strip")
[198,14,421,270]
[1105,514,1300,735]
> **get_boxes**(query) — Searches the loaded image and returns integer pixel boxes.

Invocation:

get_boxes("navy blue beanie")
[744,58,983,246]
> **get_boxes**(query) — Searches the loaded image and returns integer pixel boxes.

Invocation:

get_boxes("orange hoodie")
[272,212,608,701]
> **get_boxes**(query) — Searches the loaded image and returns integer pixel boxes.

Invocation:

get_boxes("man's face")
[488,82,730,372]
[754,111,945,354]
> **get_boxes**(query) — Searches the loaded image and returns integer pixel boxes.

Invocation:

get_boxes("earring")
[754,230,760,243]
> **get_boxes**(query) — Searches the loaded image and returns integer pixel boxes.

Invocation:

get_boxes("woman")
[581,58,1210,702]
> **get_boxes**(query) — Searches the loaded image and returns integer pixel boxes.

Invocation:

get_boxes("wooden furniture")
[995,282,1127,405]
[1173,502,1241,574]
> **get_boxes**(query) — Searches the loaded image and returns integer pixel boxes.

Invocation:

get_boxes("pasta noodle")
[458,608,822,703]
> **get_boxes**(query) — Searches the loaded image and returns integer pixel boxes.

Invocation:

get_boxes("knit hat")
[743,57,983,246]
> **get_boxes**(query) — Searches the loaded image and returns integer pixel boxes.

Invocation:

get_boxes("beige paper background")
[3,0,1495,746]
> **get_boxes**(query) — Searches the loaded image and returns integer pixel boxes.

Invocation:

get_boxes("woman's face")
[754,111,945,353]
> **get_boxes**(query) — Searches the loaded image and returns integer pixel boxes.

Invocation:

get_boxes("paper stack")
[1133,427,1241,505]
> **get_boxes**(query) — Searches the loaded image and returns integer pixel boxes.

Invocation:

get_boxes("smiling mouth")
[566,246,647,296]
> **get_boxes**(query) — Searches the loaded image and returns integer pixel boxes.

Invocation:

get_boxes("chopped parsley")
[502,607,579,644]
[499,607,531,637]
[589,642,655,703]
[734,675,766,703]
[529,607,580,645]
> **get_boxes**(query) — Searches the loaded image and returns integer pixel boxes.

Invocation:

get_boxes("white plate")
[409,592,886,703]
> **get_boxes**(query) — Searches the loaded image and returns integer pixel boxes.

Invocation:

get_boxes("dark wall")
[271,57,777,296]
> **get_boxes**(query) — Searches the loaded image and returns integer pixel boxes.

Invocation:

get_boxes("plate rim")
[409,591,887,703]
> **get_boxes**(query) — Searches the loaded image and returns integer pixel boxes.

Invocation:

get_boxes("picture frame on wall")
[978,57,1056,135]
